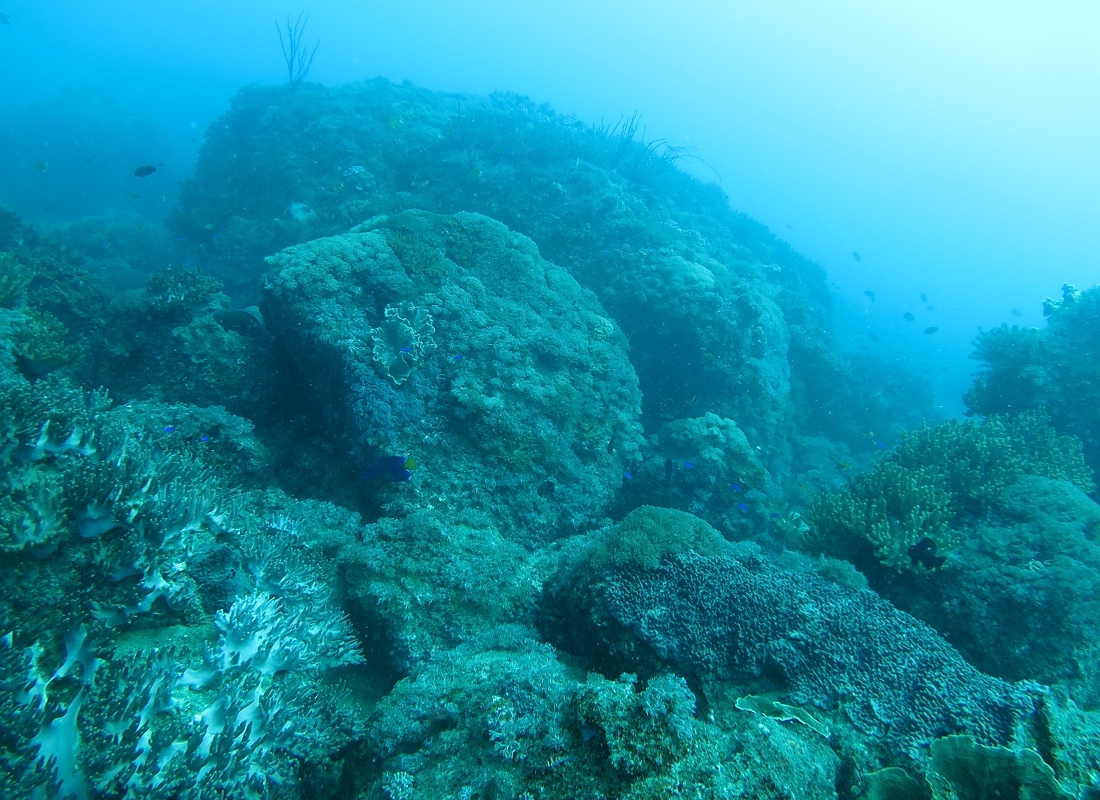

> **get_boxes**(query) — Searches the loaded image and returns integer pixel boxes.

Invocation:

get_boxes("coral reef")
[5,71,1100,799]
[617,412,775,537]
[99,267,277,417]
[542,517,1043,770]
[262,209,644,539]
[806,412,1093,572]
[368,628,840,800]
[169,78,921,492]
[967,284,1100,478]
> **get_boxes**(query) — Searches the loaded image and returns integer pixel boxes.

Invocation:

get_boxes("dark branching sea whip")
[277,11,319,87]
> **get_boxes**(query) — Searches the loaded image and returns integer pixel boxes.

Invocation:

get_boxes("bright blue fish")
[737,503,749,512]
[683,461,694,470]
[623,471,633,480]
[731,484,742,492]
[362,455,412,483]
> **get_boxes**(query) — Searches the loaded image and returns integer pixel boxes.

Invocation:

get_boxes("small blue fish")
[771,513,781,519]
[199,435,210,443]
[731,484,742,493]
[876,442,886,449]
[683,461,695,470]
[452,354,463,361]
[623,471,633,480]
[737,503,749,512]
[362,455,413,483]
[400,346,412,353]
[163,426,175,433]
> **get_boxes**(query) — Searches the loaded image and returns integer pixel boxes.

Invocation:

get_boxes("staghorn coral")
[808,459,955,572]
[806,411,1092,573]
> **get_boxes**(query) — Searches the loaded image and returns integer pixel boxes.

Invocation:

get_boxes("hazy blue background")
[2,0,1097,412]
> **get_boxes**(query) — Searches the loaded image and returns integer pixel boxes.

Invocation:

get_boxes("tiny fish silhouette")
[133,165,156,178]
[864,290,875,302]
[537,479,556,497]
[923,327,938,334]
[683,461,695,470]
[920,293,928,302]
[908,537,946,569]
[903,312,914,321]
[852,252,861,262]
[737,503,749,512]
[1011,308,1022,317]
[731,484,742,493]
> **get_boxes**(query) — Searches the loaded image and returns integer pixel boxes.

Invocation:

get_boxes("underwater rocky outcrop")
[262,209,644,539]
[169,78,930,506]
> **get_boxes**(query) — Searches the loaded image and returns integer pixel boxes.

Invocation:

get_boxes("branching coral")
[967,284,1100,477]
[806,411,1093,572]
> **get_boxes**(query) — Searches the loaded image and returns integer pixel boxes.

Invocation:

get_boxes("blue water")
[1,3,1099,798]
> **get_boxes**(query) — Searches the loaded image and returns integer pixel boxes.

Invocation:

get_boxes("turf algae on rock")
[262,209,644,541]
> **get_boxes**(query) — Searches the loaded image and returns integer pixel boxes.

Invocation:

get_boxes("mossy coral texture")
[262,209,644,539]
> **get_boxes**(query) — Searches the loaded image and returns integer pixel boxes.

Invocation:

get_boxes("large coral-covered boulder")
[262,210,644,539]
